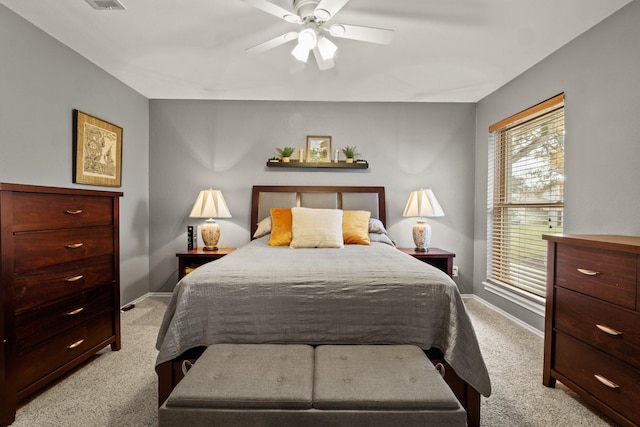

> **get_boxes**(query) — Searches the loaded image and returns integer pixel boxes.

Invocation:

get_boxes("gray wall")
[149,100,477,293]
[0,6,150,305]
[473,1,640,330]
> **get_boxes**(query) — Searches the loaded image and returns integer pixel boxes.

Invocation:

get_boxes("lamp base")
[201,219,221,252]
[412,220,432,253]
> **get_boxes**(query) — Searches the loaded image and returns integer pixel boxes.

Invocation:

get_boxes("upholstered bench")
[159,344,466,427]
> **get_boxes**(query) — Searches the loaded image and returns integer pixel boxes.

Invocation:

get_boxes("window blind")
[488,95,564,297]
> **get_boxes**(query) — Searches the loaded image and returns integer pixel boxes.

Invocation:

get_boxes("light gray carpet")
[11,296,616,426]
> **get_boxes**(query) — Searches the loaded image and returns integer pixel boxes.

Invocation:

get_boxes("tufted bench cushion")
[159,344,466,427]
[314,345,462,411]
[163,344,313,409]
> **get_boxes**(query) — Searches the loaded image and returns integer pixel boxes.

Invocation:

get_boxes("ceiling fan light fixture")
[291,42,310,62]
[317,36,338,60]
[297,28,318,50]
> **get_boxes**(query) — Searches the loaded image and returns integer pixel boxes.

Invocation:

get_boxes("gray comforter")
[155,236,492,397]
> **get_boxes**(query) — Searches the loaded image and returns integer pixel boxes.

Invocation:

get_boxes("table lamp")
[402,189,444,252]
[189,189,232,251]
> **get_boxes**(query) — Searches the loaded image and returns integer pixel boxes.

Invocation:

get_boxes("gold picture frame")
[306,135,332,162]
[73,109,122,187]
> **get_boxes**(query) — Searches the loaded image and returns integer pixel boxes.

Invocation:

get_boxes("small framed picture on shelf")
[306,135,332,162]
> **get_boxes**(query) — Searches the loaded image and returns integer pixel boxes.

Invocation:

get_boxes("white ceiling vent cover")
[85,0,126,10]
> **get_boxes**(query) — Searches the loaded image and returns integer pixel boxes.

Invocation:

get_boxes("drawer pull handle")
[596,324,622,336]
[65,275,84,283]
[577,268,600,276]
[65,307,85,316]
[65,243,84,249]
[594,374,619,389]
[64,209,83,215]
[67,339,84,349]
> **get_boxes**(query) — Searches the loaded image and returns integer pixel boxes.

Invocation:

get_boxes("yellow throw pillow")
[268,208,292,246]
[343,210,371,245]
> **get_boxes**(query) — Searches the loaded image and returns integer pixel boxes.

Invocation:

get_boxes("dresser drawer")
[555,287,640,370]
[554,332,640,425]
[11,192,113,232]
[556,244,636,308]
[16,312,115,392]
[13,226,114,272]
[13,255,114,312]
[15,284,114,351]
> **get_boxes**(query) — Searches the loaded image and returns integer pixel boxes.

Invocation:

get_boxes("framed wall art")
[73,109,123,187]
[306,135,332,162]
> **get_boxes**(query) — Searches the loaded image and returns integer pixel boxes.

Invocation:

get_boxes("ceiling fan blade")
[314,0,350,21]
[247,32,298,53]
[312,48,335,71]
[329,23,394,45]
[241,0,301,24]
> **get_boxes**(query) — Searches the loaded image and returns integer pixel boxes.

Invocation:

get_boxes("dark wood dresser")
[543,234,640,427]
[0,183,122,426]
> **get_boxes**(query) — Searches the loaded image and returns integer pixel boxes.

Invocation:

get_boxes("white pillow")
[368,218,388,234]
[290,207,344,248]
[253,216,272,238]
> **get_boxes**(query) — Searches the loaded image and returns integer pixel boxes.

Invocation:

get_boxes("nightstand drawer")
[555,287,640,369]
[11,192,114,232]
[14,255,114,312]
[556,244,636,308]
[554,332,640,425]
[13,226,114,272]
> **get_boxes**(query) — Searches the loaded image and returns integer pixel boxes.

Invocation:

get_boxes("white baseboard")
[121,292,171,309]
[462,294,544,338]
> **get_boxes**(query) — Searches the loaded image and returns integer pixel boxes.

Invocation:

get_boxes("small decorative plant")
[268,156,280,162]
[276,147,296,161]
[341,146,360,162]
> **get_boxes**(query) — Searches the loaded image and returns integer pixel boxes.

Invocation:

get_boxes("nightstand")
[397,247,456,277]
[176,247,236,279]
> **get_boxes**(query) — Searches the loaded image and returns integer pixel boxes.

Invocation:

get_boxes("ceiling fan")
[241,0,394,70]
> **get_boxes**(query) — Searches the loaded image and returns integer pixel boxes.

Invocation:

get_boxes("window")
[487,94,564,297]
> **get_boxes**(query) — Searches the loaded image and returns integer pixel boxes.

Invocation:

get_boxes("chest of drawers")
[543,234,640,427]
[0,183,122,426]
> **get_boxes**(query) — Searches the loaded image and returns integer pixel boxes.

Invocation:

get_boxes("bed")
[155,185,491,426]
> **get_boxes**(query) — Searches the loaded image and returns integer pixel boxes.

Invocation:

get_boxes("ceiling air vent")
[85,0,126,10]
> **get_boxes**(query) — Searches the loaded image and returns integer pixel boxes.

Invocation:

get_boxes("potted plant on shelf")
[276,147,296,162]
[341,146,360,163]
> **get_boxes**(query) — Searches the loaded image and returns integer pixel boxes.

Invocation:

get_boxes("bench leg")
[426,349,480,427]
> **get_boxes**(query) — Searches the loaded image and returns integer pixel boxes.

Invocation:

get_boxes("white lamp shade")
[402,189,444,218]
[189,189,232,219]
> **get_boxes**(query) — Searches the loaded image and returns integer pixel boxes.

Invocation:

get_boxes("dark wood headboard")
[250,186,386,239]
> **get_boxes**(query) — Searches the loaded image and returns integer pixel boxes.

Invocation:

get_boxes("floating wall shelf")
[266,160,368,170]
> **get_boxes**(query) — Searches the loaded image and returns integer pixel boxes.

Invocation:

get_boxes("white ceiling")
[1,0,631,102]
